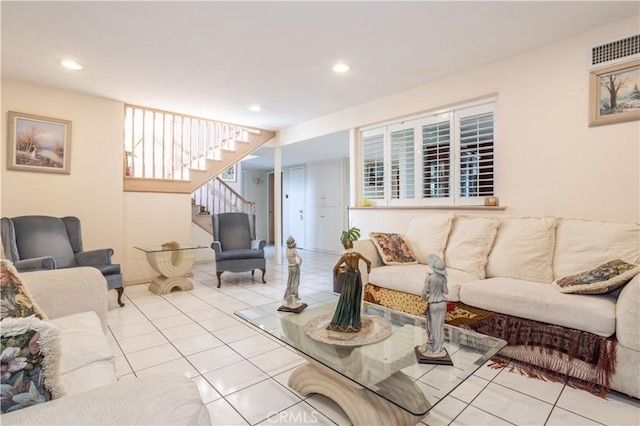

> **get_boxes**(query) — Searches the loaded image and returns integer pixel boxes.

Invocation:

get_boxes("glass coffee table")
[236,292,506,425]
[134,244,208,295]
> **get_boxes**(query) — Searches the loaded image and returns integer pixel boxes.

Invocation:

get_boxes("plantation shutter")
[421,115,451,201]
[389,121,416,200]
[457,104,495,203]
[359,98,496,207]
[361,127,385,200]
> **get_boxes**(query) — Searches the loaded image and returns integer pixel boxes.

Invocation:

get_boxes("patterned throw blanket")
[363,284,617,396]
[447,303,617,397]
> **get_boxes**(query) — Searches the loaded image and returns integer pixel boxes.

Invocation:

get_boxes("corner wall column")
[349,128,358,207]
[274,147,282,265]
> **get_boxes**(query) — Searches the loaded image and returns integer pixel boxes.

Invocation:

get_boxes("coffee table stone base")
[145,249,196,295]
[289,363,425,425]
[149,276,194,295]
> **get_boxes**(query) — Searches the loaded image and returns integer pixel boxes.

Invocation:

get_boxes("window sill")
[349,205,506,211]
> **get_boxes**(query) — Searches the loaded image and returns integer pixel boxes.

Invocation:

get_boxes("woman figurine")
[418,254,449,358]
[282,235,303,309]
[326,239,371,332]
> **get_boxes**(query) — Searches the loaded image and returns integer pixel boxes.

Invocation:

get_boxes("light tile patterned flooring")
[107,247,640,425]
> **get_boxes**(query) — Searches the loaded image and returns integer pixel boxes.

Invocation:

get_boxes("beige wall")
[1,80,125,263]
[280,16,640,231]
[123,192,192,281]
[1,80,193,282]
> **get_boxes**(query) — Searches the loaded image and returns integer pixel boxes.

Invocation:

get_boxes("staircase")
[192,203,213,234]
[191,177,255,235]
[122,104,275,194]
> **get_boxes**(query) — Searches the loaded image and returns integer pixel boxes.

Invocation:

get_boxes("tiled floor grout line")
[121,276,319,426]
[188,267,342,425]
[123,291,259,426]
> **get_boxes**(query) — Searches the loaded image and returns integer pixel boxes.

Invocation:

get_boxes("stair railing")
[124,104,248,180]
[192,177,255,215]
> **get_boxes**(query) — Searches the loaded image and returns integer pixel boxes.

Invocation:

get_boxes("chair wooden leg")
[216,271,223,288]
[260,268,266,284]
[116,287,125,307]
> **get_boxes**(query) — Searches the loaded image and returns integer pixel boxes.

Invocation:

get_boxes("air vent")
[590,34,640,68]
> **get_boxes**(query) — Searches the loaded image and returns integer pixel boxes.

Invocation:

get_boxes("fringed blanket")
[461,308,617,397]
[363,283,617,397]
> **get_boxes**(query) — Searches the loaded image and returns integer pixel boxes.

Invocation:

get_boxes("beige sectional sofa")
[1,265,211,425]
[355,213,640,398]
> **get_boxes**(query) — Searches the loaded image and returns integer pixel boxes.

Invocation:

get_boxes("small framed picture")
[589,59,640,127]
[7,111,72,174]
[221,164,236,182]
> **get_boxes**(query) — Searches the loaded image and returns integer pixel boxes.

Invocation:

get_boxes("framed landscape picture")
[589,59,640,127]
[221,164,236,182]
[7,111,72,173]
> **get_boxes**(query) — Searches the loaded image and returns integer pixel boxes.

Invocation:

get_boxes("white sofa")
[355,213,640,398]
[2,266,211,425]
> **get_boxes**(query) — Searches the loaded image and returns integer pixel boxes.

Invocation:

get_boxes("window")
[359,99,495,206]
[389,121,416,200]
[361,129,385,200]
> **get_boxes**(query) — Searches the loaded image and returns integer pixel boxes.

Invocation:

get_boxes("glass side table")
[134,244,208,295]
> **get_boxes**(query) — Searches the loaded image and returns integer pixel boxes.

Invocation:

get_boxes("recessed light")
[333,63,350,73]
[248,105,262,112]
[61,60,83,70]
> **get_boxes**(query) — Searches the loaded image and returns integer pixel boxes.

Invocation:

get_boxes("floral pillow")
[370,232,418,265]
[1,260,46,321]
[552,259,639,295]
[1,316,64,413]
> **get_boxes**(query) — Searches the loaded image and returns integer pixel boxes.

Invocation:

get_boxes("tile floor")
[106,247,640,425]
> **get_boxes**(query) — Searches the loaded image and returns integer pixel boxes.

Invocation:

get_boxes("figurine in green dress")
[327,238,371,332]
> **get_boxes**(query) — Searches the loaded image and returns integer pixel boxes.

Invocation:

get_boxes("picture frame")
[589,59,640,127]
[220,164,236,182]
[7,111,72,174]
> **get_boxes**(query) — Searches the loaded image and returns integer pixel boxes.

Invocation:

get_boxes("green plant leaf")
[340,226,361,243]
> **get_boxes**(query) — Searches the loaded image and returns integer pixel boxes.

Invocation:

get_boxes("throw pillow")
[444,216,500,279]
[553,218,640,280]
[403,212,455,263]
[485,217,557,283]
[1,315,64,413]
[369,232,418,265]
[1,260,47,321]
[552,259,639,295]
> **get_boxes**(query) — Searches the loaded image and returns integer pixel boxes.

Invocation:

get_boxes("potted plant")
[123,138,142,176]
[340,226,361,246]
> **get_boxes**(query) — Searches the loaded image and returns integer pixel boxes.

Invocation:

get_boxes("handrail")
[124,103,252,180]
[193,177,255,215]
[123,103,276,194]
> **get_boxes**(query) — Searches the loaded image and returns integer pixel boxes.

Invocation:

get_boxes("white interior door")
[289,167,306,248]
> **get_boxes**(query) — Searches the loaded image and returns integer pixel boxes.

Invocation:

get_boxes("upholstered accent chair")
[1,215,124,306]
[211,212,266,288]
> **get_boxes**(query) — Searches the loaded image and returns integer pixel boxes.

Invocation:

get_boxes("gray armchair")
[1,215,124,306]
[211,212,266,288]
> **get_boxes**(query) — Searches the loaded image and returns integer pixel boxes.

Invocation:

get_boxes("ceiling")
[2,1,638,170]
